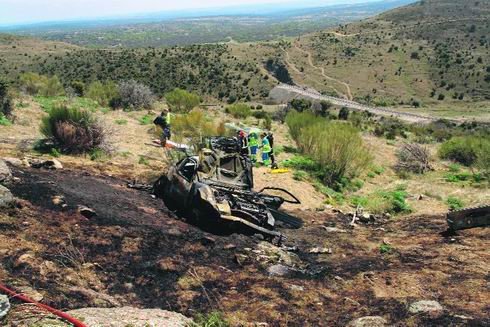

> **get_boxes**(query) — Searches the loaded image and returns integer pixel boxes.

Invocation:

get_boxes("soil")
[1,166,489,326]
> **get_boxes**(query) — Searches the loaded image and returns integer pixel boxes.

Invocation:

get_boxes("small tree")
[116,80,154,110]
[319,100,332,117]
[338,107,349,120]
[289,99,311,112]
[165,88,200,113]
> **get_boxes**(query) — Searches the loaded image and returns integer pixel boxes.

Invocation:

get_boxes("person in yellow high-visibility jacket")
[248,132,259,163]
[260,132,272,167]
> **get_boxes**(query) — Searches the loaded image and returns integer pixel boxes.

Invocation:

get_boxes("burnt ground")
[1,167,489,326]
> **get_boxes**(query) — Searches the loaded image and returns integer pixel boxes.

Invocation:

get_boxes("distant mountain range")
[0,0,416,47]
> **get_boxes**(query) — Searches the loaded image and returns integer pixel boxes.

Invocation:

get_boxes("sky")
[0,0,384,25]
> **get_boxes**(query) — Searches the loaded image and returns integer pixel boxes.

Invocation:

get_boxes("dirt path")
[293,44,353,100]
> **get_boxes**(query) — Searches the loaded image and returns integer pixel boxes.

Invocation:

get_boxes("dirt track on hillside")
[2,167,489,326]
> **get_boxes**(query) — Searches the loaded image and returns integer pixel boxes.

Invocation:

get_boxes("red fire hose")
[0,283,87,327]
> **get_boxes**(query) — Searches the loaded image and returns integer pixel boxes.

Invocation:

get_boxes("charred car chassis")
[154,137,302,241]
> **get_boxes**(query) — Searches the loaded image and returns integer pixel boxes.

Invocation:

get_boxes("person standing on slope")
[260,132,272,167]
[153,109,172,146]
[266,132,278,169]
[248,131,259,164]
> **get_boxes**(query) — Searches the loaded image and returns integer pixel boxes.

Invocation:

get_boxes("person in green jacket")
[248,132,259,163]
[260,132,272,167]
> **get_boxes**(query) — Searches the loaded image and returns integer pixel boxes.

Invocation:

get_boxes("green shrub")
[293,170,308,181]
[446,196,464,210]
[439,136,489,166]
[379,244,393,254]
[19,73,64,97]
[289,98,311,112]
[251,110,268,119]
[138,114,153,125]
[286,112,372,187]
[352,186,411,215]
[138,156,150,165]
[191,311,229,327]
[89,148,106,161]
[50,148,61,158]
[0,113,11,126]
[115,119,128,125]
[86,81,119,107]
[285,110,317,142]
[226,103,252,119]
[172,109,221,146]
[263,115,272,130]
[40,104,105,154]
[165,88,201,113]
[476,139,490,181]
[282,155,319,172]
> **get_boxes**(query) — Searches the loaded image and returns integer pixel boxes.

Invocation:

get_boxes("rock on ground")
[0,160,12,185]
[347,316,388,327]
[0,294,10,319]
[267,264,292,277]
[0,184,14,208]
[409,300,444,315]
[66,307,192,327]
[2,157,23,168]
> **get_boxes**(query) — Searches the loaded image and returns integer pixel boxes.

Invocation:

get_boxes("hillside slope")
[279,0,490,106]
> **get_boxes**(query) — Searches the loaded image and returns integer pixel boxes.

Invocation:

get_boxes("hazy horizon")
[0,0,393,26]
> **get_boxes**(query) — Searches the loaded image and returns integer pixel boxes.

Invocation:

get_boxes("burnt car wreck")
[154,137,303,241]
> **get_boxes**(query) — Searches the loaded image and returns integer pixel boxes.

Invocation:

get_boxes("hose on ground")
[0,283,87,327]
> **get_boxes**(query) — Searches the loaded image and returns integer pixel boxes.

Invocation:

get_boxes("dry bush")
[116,80,155,110]
[41,104,106,153]
[395,143,432,174]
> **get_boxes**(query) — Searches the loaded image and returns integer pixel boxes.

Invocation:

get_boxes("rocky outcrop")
[409,300,444,316]
[67,307,192,327]
[0,184,14,208]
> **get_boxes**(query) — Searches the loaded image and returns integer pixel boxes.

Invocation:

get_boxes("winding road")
[270,84,436,124]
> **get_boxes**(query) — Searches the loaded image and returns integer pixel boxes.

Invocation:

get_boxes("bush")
[0,114,11,126]
[0,79,13,118]
[116,80,155,110]
[172,109,221,145]
[439,136,488,166]
[351,186,411,215]
[446,196,464,211]
[395,143,432,174]
[41,76,65,97]
[338,107,349,120]
[289,99,311,112]
[191,311,229,327]
[476,139,490,181]
[86,81,119,107]
[19,73,64,97]
[263,115,272,130]
[286,111,372,187]
[226,103,252,119]
[285,110,318,142]
[40,104,105,154]
[165,88,201,113]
